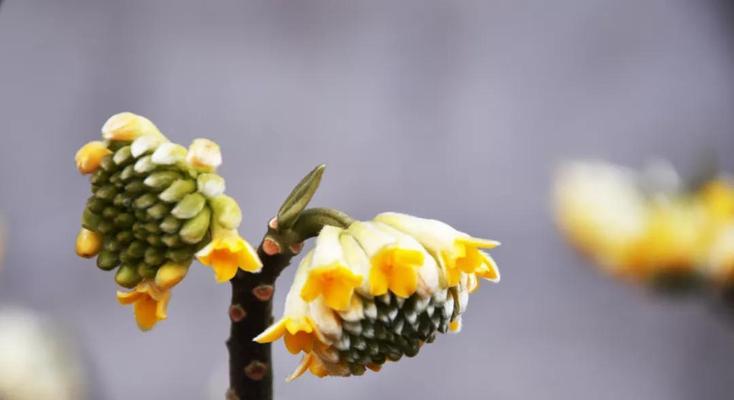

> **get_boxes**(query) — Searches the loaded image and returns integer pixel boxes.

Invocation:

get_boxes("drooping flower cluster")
[553,160,734,295]
[255,213,500,379]
[75,112,261,330]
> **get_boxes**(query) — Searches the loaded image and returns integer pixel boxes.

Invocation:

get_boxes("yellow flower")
[374,213,500,287]
[705,224,734,285]
[256,252,322,354]
[300,226,363,311]
[196,228,262,283]
[116,280,171,331]
[186,138,222,171]
[102,112,164,142]
[553,161,650,276]
[75,141,111,174]
[699,179,734,222]
[75,228,102,258]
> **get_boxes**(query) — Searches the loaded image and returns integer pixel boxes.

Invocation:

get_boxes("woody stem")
[225,208,352,399]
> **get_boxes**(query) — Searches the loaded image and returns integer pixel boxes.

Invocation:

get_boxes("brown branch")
[225,230,296,400]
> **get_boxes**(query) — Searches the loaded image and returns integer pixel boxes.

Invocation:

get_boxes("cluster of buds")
[553,160,734,298]
[75,112,261,330]
[255,213,500,379]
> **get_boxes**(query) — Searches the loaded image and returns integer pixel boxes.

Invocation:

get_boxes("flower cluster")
[75,112,261,330]
[255,213,500,379]
[553,160,734,294]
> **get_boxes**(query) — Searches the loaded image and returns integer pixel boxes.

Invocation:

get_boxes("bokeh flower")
[74,112,261,330]
[553,160,734,290]
[256,214,500,379]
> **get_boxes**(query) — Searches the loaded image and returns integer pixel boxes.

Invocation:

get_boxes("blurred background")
[2,0,734,399]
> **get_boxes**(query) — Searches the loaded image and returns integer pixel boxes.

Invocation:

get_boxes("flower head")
[257,213,500,379]
[75,112,261,330]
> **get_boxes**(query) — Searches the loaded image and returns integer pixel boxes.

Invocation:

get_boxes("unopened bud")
[96,250,120,271]
[210,195,242,230]
[131,134,165,157]
[160,215,182,234]
[134,155,155,174]
[113,146,133,166]
[186,138,222,171]
[75,141,111,174]
[76,228,102,258]
[155,262,190,290]
[144,171,181,190]
[180,207,211,244]
[115,264,142,288]
[102,112,162,142]
[159,179,196,203]
[197,173,226,198]
[172,193,206,219]
[152,142,187,165]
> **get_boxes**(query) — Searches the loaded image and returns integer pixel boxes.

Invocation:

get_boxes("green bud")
[82,208,102,231]
[210,195,242,230]
[120,165,136,182]
[100,155,116,172]
[134,155,155,174]
[103,239,121,253]
[143,221,161,234]
[138,262,158,280]
[96,220,115,235]
[144,247,165,266]
[134,193,158,209]
[171,193,206,219]
[115,264,142,288]
[166,247,193,263]
[96,250,120,271]
[146,235,163,248]
[86,197,106,214]
[114,213,135,228]
[160,215,182,234]
[102,206,118,220]
[94,184,117,201]
[180,207,211,244]
[144,171,181,191]
[132,230,147,242]
[197,173,225,198]
[134,209,148,221]
[159,179,196,203]
[147,202,171,220]
[113,146,133,165]
[113,193,128,208]
[116,230,134,244]
[90,169,109,185]
[125,180,146,194]
[108,172,122,185]
[126,240,147,258]
[161,234,181,248]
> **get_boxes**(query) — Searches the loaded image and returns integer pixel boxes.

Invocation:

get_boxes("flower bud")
[75,141,111,174]
[131,134,165,157]
[76,228,102,258]
[159,179,196,203]
[113,146,133,166]
[144,171,182,191]
[102,112,162,142]
[180,207,212,244]
[155,262,191,290]
[134,155,156,174]
[186,138,222,171]
[152,142,187,165]
[115,264,143,288]
[210,195,242,230]
[197,173,225,198]
[172,193,206,219]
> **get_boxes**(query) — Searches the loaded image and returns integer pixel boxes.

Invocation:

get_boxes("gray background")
[2,0,734,399]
